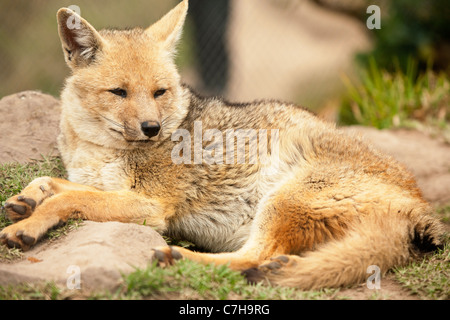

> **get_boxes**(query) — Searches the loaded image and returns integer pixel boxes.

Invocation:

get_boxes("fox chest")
[65,149,129,191]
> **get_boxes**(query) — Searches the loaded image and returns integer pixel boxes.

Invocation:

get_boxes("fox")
[0,0,444,290]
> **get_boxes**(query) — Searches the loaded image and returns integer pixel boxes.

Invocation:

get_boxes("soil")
[0,91,449,299]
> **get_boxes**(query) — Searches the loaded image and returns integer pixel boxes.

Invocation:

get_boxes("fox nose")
[141,121,160,138]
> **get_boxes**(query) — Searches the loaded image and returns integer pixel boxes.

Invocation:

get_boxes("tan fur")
[1,0,444,289]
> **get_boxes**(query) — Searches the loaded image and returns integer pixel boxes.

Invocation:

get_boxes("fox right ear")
[145,0,188,54]
[57,8,104,69]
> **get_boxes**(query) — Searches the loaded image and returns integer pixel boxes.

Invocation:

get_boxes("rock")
[0,91,61,164]
[0,221,167,291]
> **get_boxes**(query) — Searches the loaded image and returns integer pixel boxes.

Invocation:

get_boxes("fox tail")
[245,207,444,289]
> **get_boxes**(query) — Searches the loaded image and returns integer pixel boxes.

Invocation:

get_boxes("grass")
[108,259,340,300]
[0,282,65,300]
[339,58,449,141]
[392,204,450,300]
[45,218,84,241]
[0,259,341,300]
[0,155,72,262]
[394,235,450,300]
[2,243,448,300]
[436,205,450,224]
[0,156,66,230]
[0,246,24,263]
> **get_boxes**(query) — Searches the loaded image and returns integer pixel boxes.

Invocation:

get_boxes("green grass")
[339,58,449,140]
[394,235,450,300]
[436,205,450,224]
[45,218,84,241]
[0,282,65,300]
[0,156,71,262]
[0,259,341,300]
[0,156,66,230]
[0,246,24,263]
[92,259,341,300]
[392,205,450,300]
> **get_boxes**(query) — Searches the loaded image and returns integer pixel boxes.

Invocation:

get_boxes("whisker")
[161,109,180,126]
[97,113,138,135]
[91,109,124,129]
[101,116,125,129]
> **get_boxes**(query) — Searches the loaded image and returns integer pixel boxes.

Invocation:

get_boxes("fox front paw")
[152,246,183,267]
[3,196,37,222]
[3,177,54,222]
[0,221,39,251]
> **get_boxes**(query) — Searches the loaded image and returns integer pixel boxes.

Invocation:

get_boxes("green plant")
[0,282,65,300]
[0,156,72,261]
[339,58,449,130]
[0,156,66,230]
[394,236,449,300]
[109,259,341,300]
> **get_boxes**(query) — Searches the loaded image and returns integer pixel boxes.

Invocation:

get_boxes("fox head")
[57,0,189,149]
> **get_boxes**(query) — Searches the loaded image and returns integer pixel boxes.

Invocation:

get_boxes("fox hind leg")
[153,174,359,273]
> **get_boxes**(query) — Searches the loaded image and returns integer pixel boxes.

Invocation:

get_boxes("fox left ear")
[57,8,104,69]
[145,0,188,53]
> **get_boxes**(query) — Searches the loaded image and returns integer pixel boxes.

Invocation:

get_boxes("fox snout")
[141,121,161,138]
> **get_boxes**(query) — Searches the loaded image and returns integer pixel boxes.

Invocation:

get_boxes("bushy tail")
[258,208,444,290]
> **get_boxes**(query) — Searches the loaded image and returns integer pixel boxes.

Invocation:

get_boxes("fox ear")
[57,8,104,69]
[145,0,188,53]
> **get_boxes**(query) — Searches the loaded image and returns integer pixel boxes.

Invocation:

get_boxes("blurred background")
[0,0,448,128]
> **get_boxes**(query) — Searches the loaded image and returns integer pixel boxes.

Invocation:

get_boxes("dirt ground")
[0,91,449,299]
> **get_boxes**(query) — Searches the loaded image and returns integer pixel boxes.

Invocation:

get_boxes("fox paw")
[3,196,37,222]
[152,246,183,267]
[0,221,40,251]
[3,177,54,222]
[242,255,299,284]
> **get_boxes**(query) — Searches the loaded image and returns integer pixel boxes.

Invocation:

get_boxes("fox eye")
[108,88,127,98]
[154,89,167,98]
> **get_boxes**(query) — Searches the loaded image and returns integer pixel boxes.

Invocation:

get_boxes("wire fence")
[0,0,373,110]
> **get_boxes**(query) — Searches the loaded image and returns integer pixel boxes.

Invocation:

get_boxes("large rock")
[0,91,61,164]
[0,221,167,291]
